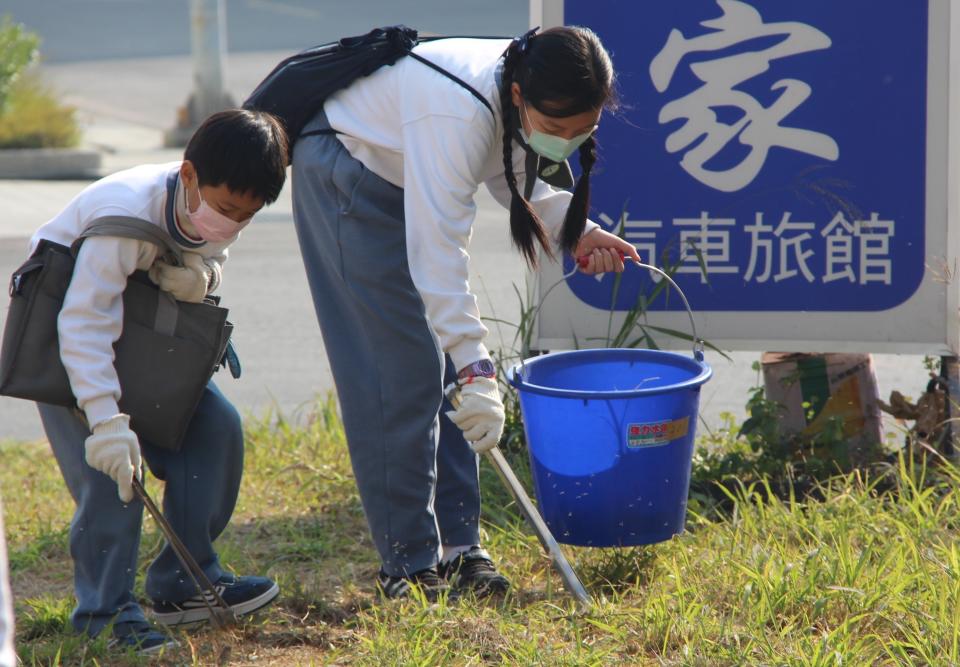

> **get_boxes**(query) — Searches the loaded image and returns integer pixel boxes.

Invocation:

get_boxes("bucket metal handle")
[520,256,705,382]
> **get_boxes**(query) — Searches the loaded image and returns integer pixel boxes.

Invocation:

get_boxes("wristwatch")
[457,358,496,380]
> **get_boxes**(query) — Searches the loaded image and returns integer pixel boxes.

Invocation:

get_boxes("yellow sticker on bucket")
[626,417,689,448]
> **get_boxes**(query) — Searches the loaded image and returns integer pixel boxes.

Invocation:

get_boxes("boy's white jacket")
[30,162,233,429]
[323,37,599,372]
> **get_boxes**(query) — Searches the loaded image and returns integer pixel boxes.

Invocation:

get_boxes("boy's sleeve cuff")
[82,395,121,431]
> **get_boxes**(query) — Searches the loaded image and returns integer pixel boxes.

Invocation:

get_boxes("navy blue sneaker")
[151,573,279,626]
[107,620,179,656]
[438,547,510,597]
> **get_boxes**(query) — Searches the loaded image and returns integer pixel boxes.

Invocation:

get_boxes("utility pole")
[164,0,235,147]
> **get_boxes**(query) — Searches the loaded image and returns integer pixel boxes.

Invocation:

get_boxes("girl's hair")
[499,26,617,265]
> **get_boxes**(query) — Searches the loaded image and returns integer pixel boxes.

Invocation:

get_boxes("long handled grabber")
[131,476,237,628]
[444,385,592,610]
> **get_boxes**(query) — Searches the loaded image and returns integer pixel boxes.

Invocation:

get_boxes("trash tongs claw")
[131,476,237,628]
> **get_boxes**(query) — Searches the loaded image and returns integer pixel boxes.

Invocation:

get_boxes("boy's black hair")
[499,26,617,265]
[184,109,289,204]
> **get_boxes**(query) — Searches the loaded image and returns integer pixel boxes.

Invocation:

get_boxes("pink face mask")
[185,184,251,243]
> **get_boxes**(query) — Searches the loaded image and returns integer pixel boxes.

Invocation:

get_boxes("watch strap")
[457,358,496,380]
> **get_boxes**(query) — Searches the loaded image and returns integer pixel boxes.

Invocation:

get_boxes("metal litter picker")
[131,476,236,628]
[444,384,592,609]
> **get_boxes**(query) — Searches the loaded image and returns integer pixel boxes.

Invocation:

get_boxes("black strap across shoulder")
[405,50,493,116]
[299,50,495,142]
[243,26,504,151]
[299,129,339,138]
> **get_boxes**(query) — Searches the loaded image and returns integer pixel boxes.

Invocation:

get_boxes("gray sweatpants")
[38,382,243,636]
[291,112,482,577]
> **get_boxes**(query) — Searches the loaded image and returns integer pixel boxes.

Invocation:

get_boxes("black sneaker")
[438,547,510,597]
[107,620,179,656]
[152,573,279,627]
[376,566,455,602]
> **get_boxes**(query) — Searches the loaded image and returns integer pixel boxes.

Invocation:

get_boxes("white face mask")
[519,103,597,163]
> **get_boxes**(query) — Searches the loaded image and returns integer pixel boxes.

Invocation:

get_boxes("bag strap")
[405,51,494,118]
[73,216,185,336]
[406,33,505,118]
[74,216,185,267]
[299,36,497,143]
[300,52,495,143]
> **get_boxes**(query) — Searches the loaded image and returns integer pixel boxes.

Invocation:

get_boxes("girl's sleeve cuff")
[448,340,491,376]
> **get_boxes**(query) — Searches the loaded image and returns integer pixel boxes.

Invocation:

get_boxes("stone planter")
[0,148,102,179]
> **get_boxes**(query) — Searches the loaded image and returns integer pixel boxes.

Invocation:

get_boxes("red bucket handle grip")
[576,250,625,269]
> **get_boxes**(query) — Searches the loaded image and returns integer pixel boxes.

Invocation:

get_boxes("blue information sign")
[559,0,928,313]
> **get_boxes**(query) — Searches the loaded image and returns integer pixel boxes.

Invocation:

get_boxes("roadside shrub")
[0,16,79,149]
[0,72,79,148]
[0,14,38,113]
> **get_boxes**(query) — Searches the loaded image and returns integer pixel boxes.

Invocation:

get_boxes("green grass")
[3,396,960,665]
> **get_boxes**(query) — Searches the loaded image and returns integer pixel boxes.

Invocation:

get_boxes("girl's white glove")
[446,377,505,454]
[84,414,141,503]
[148,252,210,303]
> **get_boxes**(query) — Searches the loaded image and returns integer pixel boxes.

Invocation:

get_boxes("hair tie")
[516,27,539,55]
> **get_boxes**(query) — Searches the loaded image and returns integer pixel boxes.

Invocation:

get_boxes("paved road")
[0,3,928,443]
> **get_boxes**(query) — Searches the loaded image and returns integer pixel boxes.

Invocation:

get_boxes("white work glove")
[201,256,223,293]
[148,252,211,303]
[84,414,142,503]
[446,376,505,454]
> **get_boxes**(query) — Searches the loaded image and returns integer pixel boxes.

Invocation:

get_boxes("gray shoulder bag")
[0,216,234,451]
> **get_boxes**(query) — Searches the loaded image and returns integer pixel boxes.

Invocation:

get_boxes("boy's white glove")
[446,377,505,454]
[84,414,142,503]
[201,256,223,293]
[148,252,210,303]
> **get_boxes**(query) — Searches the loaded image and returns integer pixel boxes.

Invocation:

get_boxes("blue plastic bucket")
[508,348,712,547]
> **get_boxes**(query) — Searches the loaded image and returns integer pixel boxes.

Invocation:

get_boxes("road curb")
[0,148,102,180]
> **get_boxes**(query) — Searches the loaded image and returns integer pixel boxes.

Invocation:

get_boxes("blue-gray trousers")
[291,113,482,577]
[38,382,243,635]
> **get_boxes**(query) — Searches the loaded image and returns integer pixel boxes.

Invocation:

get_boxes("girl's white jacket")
[323,37,599,372]
[29,162,231,429]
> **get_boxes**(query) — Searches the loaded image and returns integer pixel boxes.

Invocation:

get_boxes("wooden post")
[940,355,960,458]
